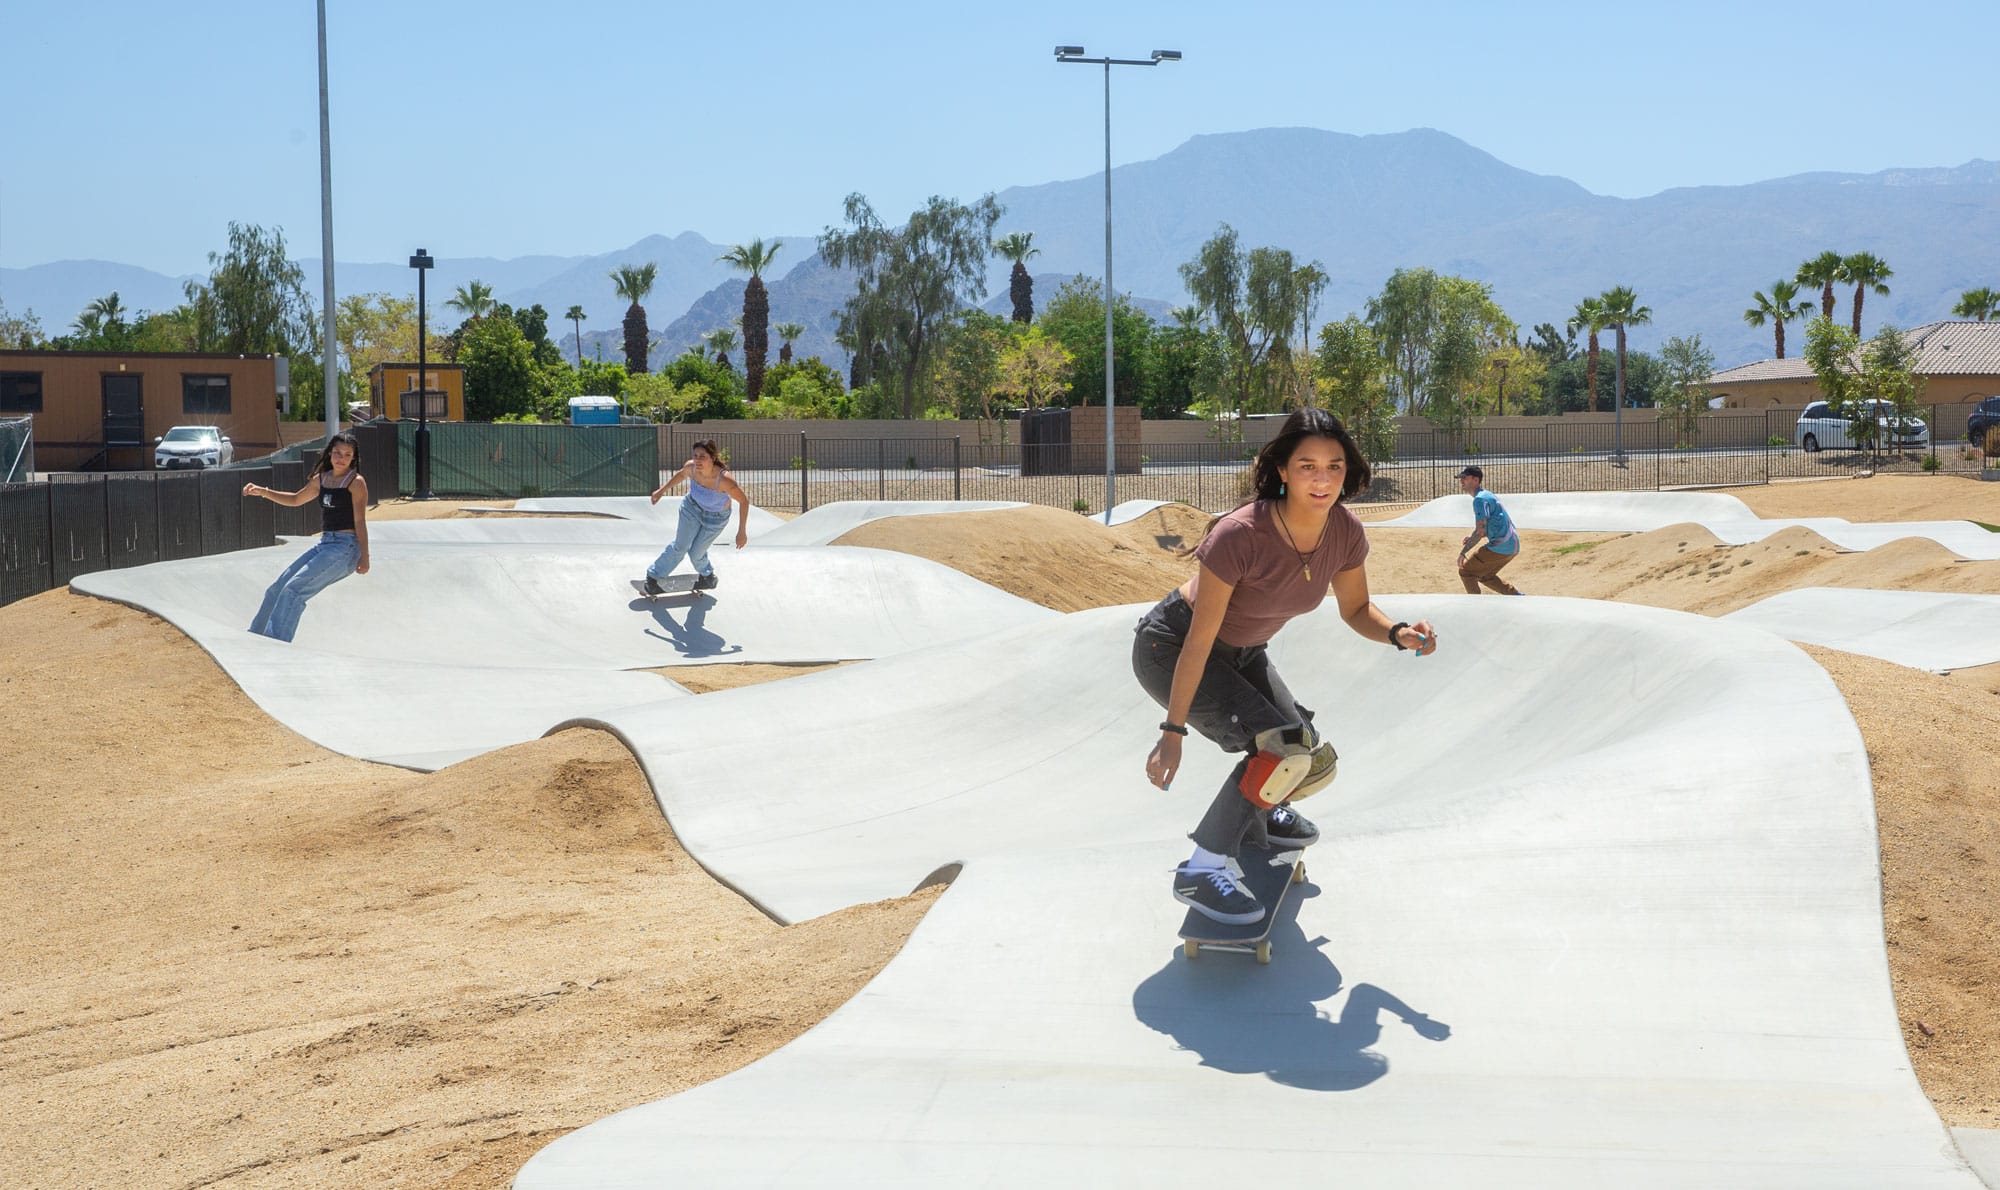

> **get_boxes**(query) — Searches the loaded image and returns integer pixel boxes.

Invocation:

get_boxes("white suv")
[1794,399,1929,453]
[154,425,235,469]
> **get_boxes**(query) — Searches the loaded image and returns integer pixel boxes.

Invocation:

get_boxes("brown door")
[102,374,145,447]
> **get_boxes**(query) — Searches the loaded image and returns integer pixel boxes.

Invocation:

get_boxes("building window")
[183,374,231,415]
[0,372,42,414]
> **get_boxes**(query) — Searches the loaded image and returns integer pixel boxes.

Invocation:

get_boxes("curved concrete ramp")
[1381,491,2000,558]
[519,596,1974,1186]
[507,496,789,537]
[71,541,1050,767]
[1106,498,1173,525]
[749,500,1026,547]
[1722,588,2000,672]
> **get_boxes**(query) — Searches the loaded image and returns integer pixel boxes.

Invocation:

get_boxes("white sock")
[1183,845,1228,871]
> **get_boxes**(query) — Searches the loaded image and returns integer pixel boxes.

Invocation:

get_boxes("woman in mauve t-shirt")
[1132,407,1438,926]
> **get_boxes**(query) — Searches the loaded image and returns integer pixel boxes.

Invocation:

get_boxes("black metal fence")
[0,463,321,607]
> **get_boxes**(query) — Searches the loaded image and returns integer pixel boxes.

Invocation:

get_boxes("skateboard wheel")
[1183,940,1199,960]
[1255,941,1271,964]
[1291,863,1306,884]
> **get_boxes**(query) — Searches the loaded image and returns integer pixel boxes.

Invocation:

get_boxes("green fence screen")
[395,422,659,498]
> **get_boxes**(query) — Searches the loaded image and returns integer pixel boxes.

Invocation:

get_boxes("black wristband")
[1389,621,1411,650]
[1158,721,1189,736]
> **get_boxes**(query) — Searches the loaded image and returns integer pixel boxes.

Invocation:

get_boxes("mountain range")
[6,127,1999,371]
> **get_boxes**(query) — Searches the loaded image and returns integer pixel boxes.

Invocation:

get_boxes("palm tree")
[1567,296,1611,412]
[705,328,739,370]
[446,280,495,321]
[719,238,782,399]
[564,305,586,368]
[1742,280,1815,359]
[773,321,805,365]
[1795,251,1845,323]
[84,291,127,329]
[1599,285,1652,413]
[1954,287,2000,321]
[1840,252,1892,336]
[610,262,658,374]
[993,232,1040,323]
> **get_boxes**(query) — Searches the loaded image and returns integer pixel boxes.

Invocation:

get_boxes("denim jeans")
[249,532,360,642]
[648,498,732,580]
[1132,590,1316,857]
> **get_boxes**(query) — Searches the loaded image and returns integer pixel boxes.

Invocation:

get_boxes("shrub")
[1921,453,1941,472]
[1072,498,1090,513]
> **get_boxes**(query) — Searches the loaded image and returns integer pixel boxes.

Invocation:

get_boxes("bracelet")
[1389,621,1411,650]
[1158,721,1189,736]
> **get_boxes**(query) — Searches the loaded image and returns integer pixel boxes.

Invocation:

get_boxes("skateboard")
[631,575,701,598]
[1177,845,1307,964]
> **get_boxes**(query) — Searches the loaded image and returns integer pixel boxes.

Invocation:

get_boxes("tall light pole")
[315,0,339,439]
[1055,45,1180,524]
[409,248,434,499]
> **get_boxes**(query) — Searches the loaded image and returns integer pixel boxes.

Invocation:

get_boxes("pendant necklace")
[1272,502,1323,582]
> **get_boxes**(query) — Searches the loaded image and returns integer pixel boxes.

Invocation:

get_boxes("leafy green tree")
[751,356,847,419]
[819,191,1004,418]
[1743,279,1814,359]
[1599,285,1652,414]
[1656,334,1717,447]
[1525,321,1575,364]
[447,280,495,321]
[1145,307,1207,420]
[1181,225,1321,416]
[193,222,318,357]
[565,305,587,367]
[611,262,658,374]
[773,321,805,364]
[1802,315,1861,415]
[993,232,1040,323]
[457,314,537,421]
[1796,250,1845,323]
[992,324,1074,419]
[1476,339,1544,418]
[1313,315,1397,462]
[0,300,47,349]
[720,238,782,399]
[660,348,747,419]
[1840,252,1892,336]
[1365,268,1508,424]
[1952,287,1999,320]
[1566,296,1610,412]
[1859,324,1925,428]
[927,309,1013,419]
[1037,276,1155,411]
[1537,351,1664,413]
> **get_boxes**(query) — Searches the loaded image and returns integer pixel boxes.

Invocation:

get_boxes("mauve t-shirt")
[1192,500,1369,647]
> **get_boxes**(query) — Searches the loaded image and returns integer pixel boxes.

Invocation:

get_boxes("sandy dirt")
[2,475,1995,1187]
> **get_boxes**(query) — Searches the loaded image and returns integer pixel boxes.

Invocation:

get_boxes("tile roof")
[1710,320,2000,383]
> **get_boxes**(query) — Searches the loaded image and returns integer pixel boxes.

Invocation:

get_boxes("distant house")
[1709,320,2000,409]
[0,349,285,471]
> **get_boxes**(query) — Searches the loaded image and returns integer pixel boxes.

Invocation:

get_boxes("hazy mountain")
[12,127,2000,369]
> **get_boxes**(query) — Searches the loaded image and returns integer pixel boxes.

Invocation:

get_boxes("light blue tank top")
[687,473,731,513]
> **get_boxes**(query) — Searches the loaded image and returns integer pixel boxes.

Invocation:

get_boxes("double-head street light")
[1055,44,1181,524]
[408,248,435,499]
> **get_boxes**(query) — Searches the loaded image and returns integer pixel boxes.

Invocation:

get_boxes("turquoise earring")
[1279,482,1287,496]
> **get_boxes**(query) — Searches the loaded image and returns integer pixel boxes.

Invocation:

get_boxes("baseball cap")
[1455,465,1483,479]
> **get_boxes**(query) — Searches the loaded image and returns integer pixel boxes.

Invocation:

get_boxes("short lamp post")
[1055,44,1180,524]
[408,248,435,499]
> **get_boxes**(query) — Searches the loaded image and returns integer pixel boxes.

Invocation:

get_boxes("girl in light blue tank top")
[642,440,752,595]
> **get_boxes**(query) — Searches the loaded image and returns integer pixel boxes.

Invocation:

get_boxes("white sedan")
[154,425,235,469]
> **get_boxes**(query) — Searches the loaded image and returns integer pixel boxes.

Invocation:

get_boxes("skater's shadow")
[631,596,742,659]
[1131,884,1450,1090]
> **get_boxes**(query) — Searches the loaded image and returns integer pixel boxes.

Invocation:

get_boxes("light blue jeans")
[250,532,361,642]
[648,498,732,581]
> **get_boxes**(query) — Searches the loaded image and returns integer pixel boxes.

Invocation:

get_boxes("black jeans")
[1132,590,1315,857]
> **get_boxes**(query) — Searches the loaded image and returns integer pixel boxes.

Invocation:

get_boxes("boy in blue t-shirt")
[1455,466,1524,596]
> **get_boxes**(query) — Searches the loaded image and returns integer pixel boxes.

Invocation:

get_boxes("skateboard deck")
[631,575,700,598]
[1177,845,1307,964]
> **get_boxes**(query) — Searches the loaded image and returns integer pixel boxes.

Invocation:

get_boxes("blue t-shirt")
[1472,489,1519,555]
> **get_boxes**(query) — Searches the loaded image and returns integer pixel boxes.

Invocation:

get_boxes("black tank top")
[319,472,358,532]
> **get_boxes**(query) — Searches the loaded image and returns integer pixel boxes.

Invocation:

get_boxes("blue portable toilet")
[568,395,621,426]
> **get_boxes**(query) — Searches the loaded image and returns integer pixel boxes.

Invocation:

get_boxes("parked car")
[154,425,234,469]
[1794,399,1929,453]
[1966,396,2000,446]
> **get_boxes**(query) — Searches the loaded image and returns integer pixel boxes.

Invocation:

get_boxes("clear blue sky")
[4,0,1996,275]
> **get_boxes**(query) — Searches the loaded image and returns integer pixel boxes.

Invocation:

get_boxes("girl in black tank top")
[243,432,372,641]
